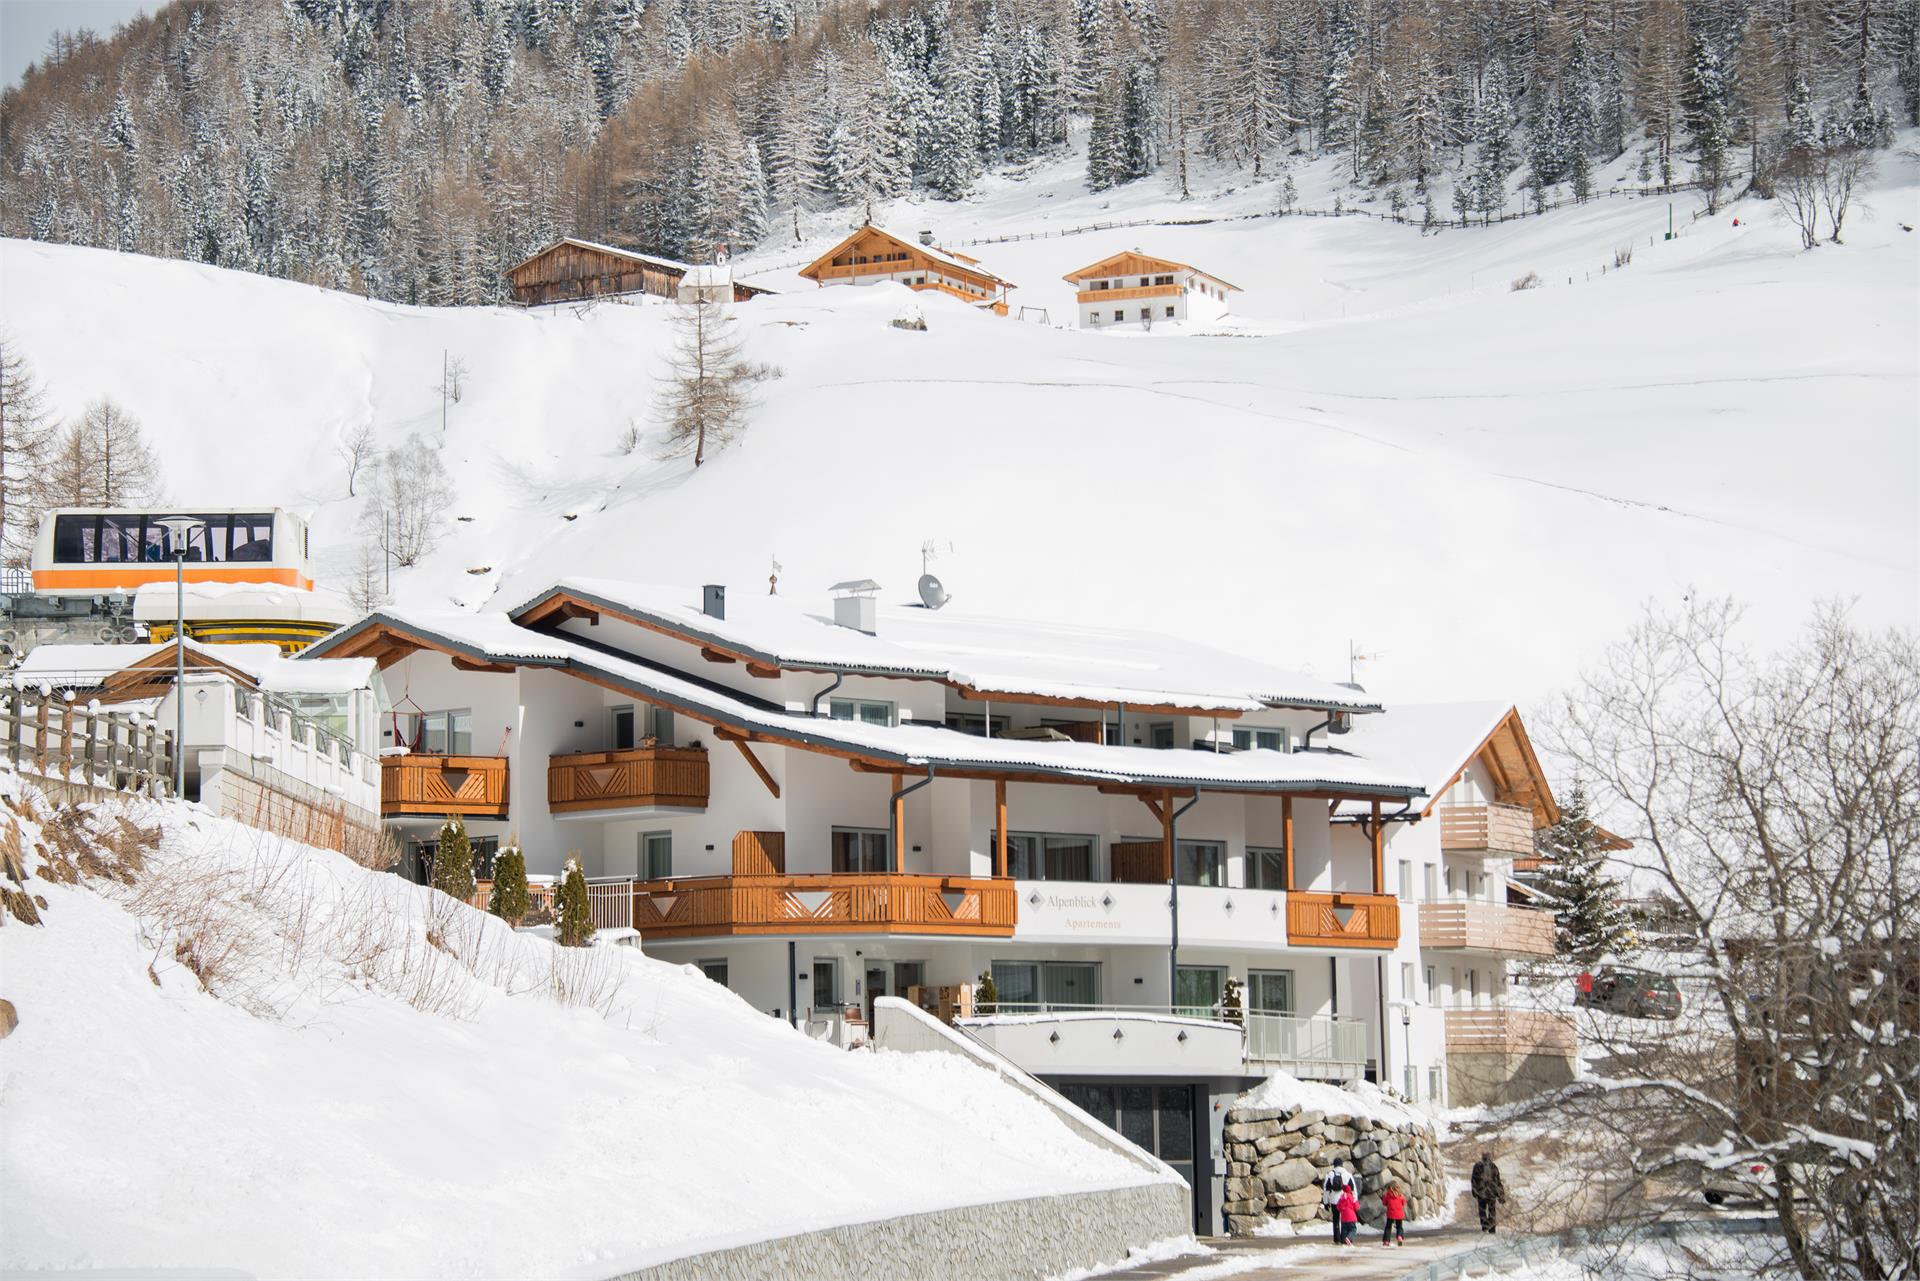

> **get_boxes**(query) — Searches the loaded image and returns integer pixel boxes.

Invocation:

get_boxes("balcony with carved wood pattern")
[381,754,509,820]
[547,745,709,816]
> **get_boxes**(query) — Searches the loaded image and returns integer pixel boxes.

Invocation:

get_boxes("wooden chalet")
[506,238,770,307]
[798,224,1013,315]
[1062,250,1240,299]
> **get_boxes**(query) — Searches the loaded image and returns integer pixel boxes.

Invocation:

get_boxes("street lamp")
[150,516,206,798]
[1400,1003,1413,1097]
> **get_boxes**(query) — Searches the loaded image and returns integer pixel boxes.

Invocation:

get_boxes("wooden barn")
[506,238,770,307]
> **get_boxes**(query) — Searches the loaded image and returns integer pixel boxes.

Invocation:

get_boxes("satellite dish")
[917,573,949,610]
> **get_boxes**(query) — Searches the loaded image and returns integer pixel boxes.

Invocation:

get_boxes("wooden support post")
[1160,787,1175,881]
[995,779,1008,879]
[730,737,780,799]
[892,772,906,874]
[1282,797,1295,892]
[1371,800,1384,895]
[34,695,49,775]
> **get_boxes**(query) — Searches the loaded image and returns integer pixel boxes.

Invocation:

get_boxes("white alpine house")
[1063,250,1240,329]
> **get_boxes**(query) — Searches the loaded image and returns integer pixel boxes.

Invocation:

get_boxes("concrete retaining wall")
[606,1182,1190,1281]
[605,999,1189,1280]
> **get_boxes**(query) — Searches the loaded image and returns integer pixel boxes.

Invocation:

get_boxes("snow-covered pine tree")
[555,855,595,946]
[488,836,531,925]
[1684,31,1735,210]
[1471,62,1518,219]
[1530,782,1634,964]
[432,815,476,902]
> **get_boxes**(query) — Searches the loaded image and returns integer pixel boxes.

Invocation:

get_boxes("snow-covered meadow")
[2,138,1913,709]
[0,774,1163,1279]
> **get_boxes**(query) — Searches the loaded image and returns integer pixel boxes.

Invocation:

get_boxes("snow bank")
[0,772,1153,1279]
[1235,1070,1430,1131]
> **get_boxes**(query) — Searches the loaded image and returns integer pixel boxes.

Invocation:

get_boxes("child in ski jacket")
[1380,1183,1407,1245]
[1321,1160,1356,1241]
[1336,1187,1360,1245]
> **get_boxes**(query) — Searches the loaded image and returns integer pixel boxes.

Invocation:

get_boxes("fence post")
[34,694,49,775]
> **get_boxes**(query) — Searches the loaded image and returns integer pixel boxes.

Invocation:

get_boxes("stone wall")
[1221,1101,1447,1236]
[607,1182,1191,1281]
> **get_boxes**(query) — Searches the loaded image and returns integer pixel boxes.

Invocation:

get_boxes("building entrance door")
[864,965,887,1028]
[1056,1082,1204,1233]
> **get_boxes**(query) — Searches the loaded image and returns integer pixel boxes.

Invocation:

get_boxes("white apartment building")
[303,580,1575,1232]
[1063,251,1239,330]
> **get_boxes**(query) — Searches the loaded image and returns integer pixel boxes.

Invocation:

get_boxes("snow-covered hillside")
[0,776,1158,1278]
[2,141,1913,706]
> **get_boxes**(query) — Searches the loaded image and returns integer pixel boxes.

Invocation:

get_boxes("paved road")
[1099,1224,1496,1280]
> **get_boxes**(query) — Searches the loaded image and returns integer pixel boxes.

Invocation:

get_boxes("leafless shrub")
[337,421,379,497]
[338,821,401,873]
[1776,143,1876,249]
[1510,271,1542,292]
[1613,245,1633,268]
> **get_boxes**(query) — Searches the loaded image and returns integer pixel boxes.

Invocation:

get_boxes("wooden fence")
[1,690,173,797]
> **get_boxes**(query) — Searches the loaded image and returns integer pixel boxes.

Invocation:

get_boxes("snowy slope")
[2,139,1913,708]
[0,775,1159,1279]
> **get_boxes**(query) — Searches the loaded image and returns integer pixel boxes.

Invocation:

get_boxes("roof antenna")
[918,539,953,610]
[1348,639,1384,686]
[769,555,782,596]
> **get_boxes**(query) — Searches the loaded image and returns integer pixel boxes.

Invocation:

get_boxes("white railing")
[1244,1012,1367,1076]
[584,878,634,932]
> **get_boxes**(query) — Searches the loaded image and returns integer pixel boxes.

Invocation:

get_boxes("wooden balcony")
[604,873,1018,940]
[381,754,509,819]
[1075,283,1180,304]
[1438,803,1536,857]
[1419,900,1556,958]
[1444,1007,1576,1057]
[1286,891,1400,949]
[548,745,709,814]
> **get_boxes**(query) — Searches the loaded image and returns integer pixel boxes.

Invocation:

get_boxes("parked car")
[1702,1158,1812,1206]
[1574,967,1683,1020]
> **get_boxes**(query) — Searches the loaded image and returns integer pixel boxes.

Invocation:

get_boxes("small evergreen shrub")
[431,815,475,902]
[555,855,594,947]
[1222,976,1244,1024]
[488,836,531,926]
[1510,271,1543,291]
[975,969,998,1015]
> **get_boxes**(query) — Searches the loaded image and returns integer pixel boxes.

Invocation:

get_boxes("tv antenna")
[769,555,782,596]
[1348,639,1385,685]
[918,539,953,610]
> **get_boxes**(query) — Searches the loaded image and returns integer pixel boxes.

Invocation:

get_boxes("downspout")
[1166,791,1202,1012]
[1300,713,1336,752]
[809,671,844,717]
[888,764,936,871]
[788,940,798,1028]
[1378,955,1391,1089]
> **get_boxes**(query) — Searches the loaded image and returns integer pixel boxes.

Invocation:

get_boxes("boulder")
[1225,1118,1284,1142]
[1276,1182,1323,1208]
[1225,1214,1262,1236]
[1267,1157,1319,1192]
[1351,1139,1378,1160]
[1322,1124,1358,1146]
[1282,1108,1324,1133]
[0,998,15,1038]
[1289,1135,1324,1160]
[1280,1202,1323,1224]
[1254,1134,1290,1157]
[1358,1153,1385,1176]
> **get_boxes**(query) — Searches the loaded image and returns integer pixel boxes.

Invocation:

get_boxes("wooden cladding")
[547,746,709,813]
[1110,840,1166,884]
[1443,1008,1577,1057]
[1418,901,1556,958]
[507,241,682,307]
[731,830,786,877]
[1074,283,1181,305]
[1439,802,1537,857]
[381,754,509,819]
[621,873,1017,939]
[1285,891,1400,949]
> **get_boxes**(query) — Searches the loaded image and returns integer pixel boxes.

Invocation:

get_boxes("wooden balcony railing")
[1438,802,1536,857]
[1111,839,1167,884]
[381,754,509,819]
[548,745,709,813]
[1075,283,1180,304]
[1418,900,1556,958]
[1444,1007,1577,1056]
[1286,891,1400,949]
[598,873,1017,939]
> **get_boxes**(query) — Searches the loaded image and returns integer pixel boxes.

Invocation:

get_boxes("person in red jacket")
[1380,1182,1407,1246]
[1336,1186,1361,1245]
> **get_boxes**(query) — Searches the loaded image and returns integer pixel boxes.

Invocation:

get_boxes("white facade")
[1069,257,1237,331]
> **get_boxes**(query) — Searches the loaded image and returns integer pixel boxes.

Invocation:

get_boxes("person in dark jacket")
[1471,1152,1507,1233]
[1321,1158,1356,1242]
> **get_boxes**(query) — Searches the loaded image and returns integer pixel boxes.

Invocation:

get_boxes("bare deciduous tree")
[38,397,160,508]
[359,431,451,568]
[0,331,54,567]
[1776,143,1877,249]
[1534,599,1918,1280]
[654,299,769,468]
[338,421,379,497]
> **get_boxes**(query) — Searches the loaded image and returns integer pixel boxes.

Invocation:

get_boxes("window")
[1139,307,1150,320]
[1467,968,1480,1001]
[1428,1066,1444,1105]
[1405,1064,1417,1098]
[697,959,729,988]
[400,709,472,755]
[1175,965,1225,1017]
[641,831,673,879]
[1164,305,1176,317]
[1231,728,1289,752]
[991,960,1099,1011]
[811,958,838,1010]
[1402,961,1417,1001]
[1149,722,1176,749]
[646,705,676,745]
[1088,313,1100,325]
[943,712,1008,738]
[1112,310,1124,322]
[1138,277,1149,287]
[416,835,499,885]
[611,705,637,751]
[831,828,891,874]
[997,831,1096,881]
[1057,1084,1196,1190]
[1249,969,1293,1014]
[893,961,926,998]
[1247,847,1288,890]
[1176,840,1224,887]
[828,698,892,727]
[1398,860,1414,902]
[1423,863,1439,902]
[1425,964,1438,1004]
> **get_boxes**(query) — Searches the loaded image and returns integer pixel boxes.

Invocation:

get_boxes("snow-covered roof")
[507,237,691,277]
[1328,700,1563,826]
[512,578,1382,714]
[131,581,353,624]
[1062,250,1243,292]
[800,225,1014,289]
[12,639,374,696]
[310,606,1423,799]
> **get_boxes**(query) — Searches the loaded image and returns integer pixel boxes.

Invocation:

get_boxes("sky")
[1,1,151,90]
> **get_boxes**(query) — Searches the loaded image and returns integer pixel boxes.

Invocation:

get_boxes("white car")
[1702,1159,1811,1206]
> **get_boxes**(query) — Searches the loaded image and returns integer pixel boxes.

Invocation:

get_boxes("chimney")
[918,229,935,246]
[703,584,726,620]
[829,579,881,634]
